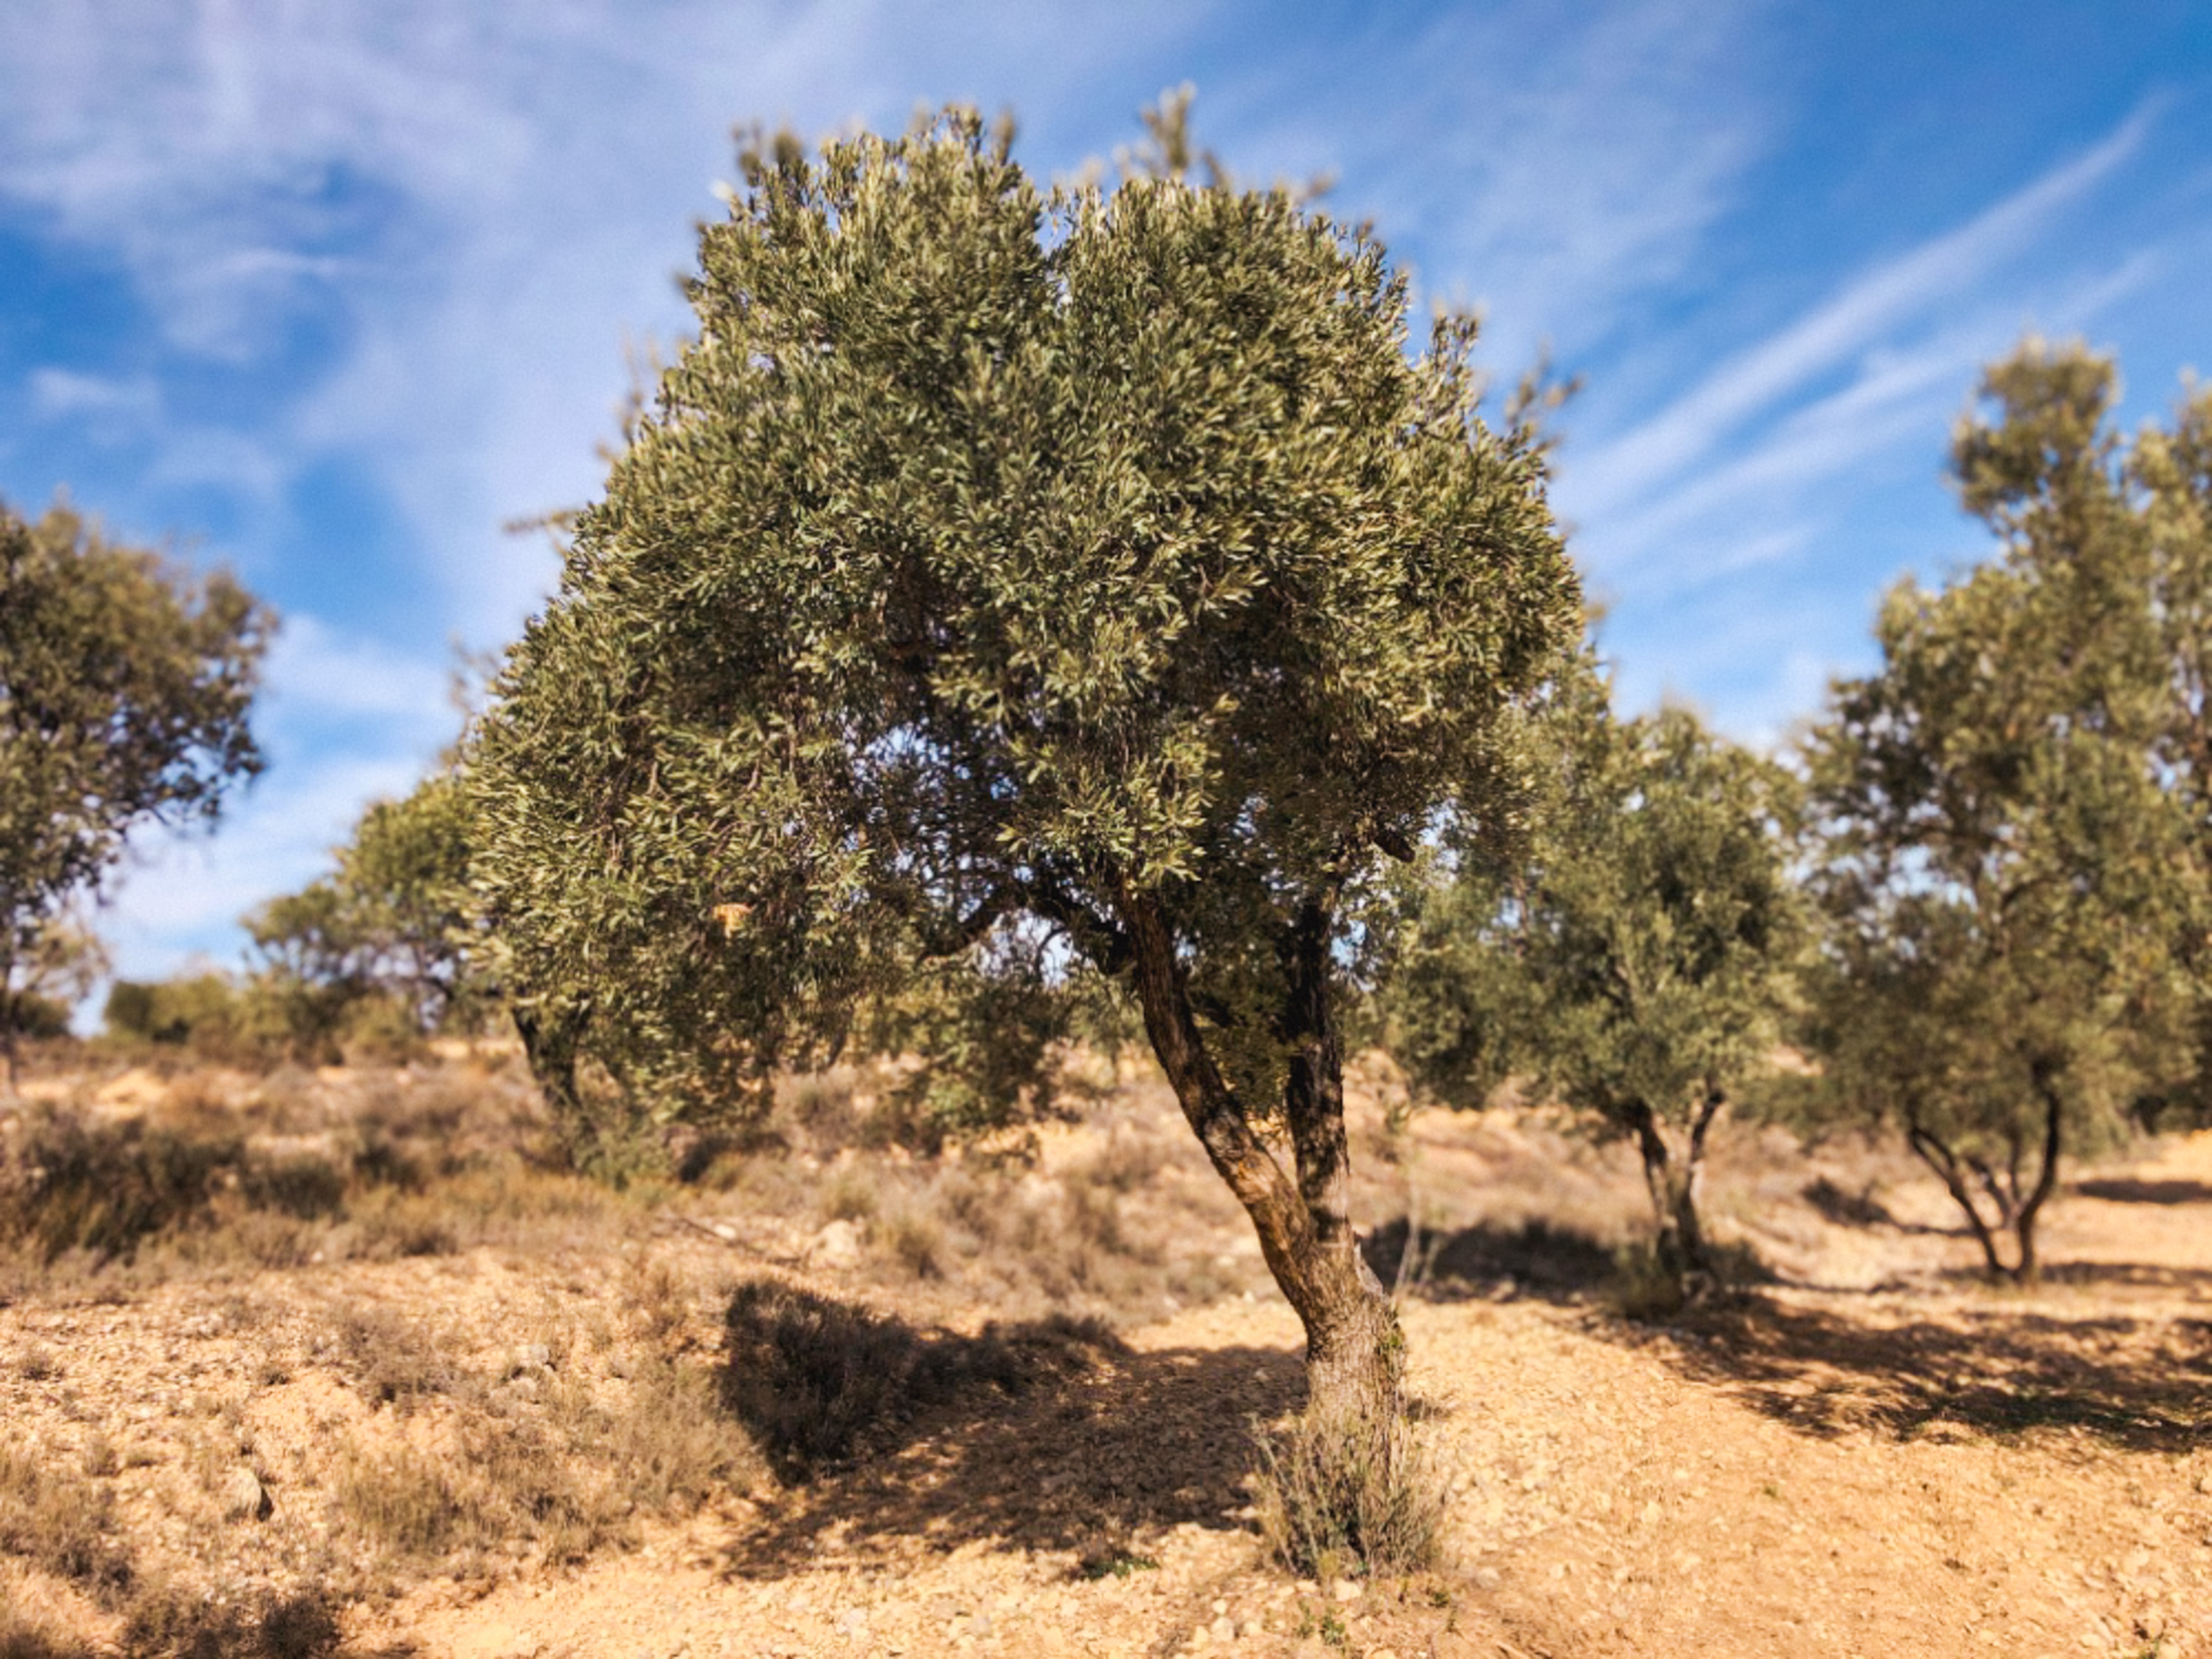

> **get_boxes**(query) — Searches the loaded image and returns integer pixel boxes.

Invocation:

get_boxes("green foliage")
[471,106,1578,1145]
[1381,662,1806,1297]
[335,771,478,1029]
[239,771,481,1061]
[0,499,269,1079]
[103,972,248,1053]
[1385,661,1808,1291]
[1801,341,2208,1278]
[0,914,104,1046]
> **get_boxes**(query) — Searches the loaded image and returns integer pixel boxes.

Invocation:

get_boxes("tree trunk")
[512,1004,585,1134]
[0,984,20,1102]
[2010,1067,2066,1287]
[1631,1092,1720,1304]
[1908,1123,2011,1279]
[1119,888,1401,1432]
[1905,1080,2062,1286]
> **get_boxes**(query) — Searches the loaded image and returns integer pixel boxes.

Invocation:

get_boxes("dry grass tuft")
[118,1583,343,1659]
[329,1308,460,1407]
[0,1441,134,1606]
[878,1204,946,1278]
[329,1339,757,1574]
[719,1279,1115,1481]
[332,1441,481,1565]
[1252,1407,1447,1584]
[0,1607,80,1659]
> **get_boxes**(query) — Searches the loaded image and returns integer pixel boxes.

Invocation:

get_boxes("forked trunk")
[1631,1089,1721,1305]
[1904,1068,2064,1285]
[1120,888,1403,1433]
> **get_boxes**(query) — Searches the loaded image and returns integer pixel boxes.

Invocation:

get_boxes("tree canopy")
[472,108,1580,1436]
[0,499,270,1087]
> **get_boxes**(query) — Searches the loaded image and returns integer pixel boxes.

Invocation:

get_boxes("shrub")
[719,1281,1109,1480]
[0,1609,79,1659]
[1252,1407,1445,1583]
[119,1585,342,1659]
[879,1205,945,1279]
[721,1281,942,1478]
[0,1440,134,1605]
[0,1109,244,1264]
[332,1442,477,1563]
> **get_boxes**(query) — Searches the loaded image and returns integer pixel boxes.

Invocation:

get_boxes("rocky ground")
[4,1049,2211,1657]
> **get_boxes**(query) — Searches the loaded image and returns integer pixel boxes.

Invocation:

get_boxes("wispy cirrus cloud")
[1571,106,2154,539]
[1205,0,1770,372]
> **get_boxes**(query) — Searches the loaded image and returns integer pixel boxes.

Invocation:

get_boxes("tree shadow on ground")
[2073,1176,2212,1206]
[1798,1174,1961,1236]
[1636,1291,2212,1453]
[1955,1259,2212,1291]
[715,1282,1301,1579]
[1363,1215,1620,1304]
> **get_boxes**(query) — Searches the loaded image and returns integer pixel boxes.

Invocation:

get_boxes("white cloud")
[28,366,161,423]
[262,612,456,732]
[1571,108,2151,529]
[1592,328,1983,578]
[103,750,430,978]
[1210,0,1768,370]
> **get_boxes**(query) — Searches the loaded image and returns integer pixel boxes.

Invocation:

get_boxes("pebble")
[219,1466,272,1522]
[507,1342,554,1377]
[811,1220,865,1270]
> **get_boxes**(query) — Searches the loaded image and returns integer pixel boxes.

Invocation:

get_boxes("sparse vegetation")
[1252,1405,1447,1581]
[0,1440,133,1605]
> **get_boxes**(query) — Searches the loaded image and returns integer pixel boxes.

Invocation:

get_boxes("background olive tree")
[0,499,270,1090]
[1385,663,1809,1304]
[1801,343,2206,1283]
[238,771,480,1062]
[471,109,1580,1460]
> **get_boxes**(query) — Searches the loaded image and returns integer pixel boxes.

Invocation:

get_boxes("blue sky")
[3,1,2209,984]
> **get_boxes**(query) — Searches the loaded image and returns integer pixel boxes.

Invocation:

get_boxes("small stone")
[1471,1568,1502,1591]
[220,1466,271,1522]
[1332,1580,1363,1603]
[811,1219,865,1270]
[711,1221,739,1242]
[506,1342,554,1377]
[1208,1617,1234,1642]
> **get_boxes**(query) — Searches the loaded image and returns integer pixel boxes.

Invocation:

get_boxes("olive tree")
[1387,667,1808,1302]
[0,500,270,1091]
[1803,344,2204,1282]
[249,771,479,1042]
[472,111,1579,1435]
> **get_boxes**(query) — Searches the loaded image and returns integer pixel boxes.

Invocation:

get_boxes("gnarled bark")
[1119,887,1401,1432]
